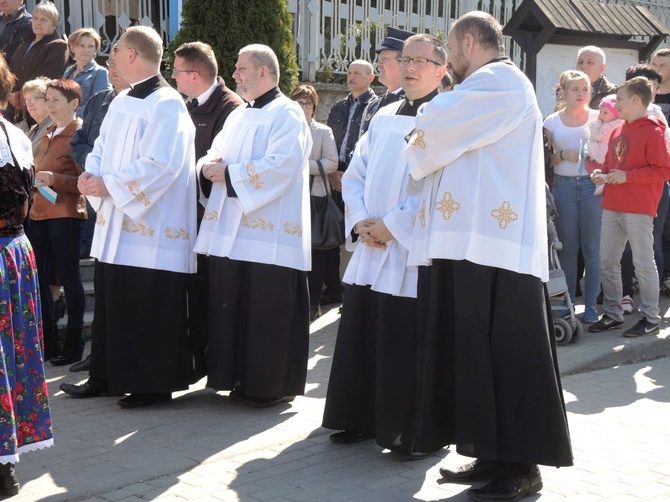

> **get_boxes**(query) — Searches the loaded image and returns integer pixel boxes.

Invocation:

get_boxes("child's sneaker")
[621,295,634,314]
[581,306,599,323]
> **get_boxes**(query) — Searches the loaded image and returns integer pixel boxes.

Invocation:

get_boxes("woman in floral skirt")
[0,53,53,497]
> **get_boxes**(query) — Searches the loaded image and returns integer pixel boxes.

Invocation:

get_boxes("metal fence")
[288,0,670,80]
[25,0,170,55]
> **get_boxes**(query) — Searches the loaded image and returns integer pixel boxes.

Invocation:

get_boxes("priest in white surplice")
[405,12,572,501]
[194,44,312,408]
[322,34,446,456]
[60,27,197,409]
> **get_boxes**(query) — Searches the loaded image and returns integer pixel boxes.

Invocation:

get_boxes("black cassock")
[206,257,309,398]
[414,259,573,467]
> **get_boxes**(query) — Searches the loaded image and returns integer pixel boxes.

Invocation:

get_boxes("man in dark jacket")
[324,60,375,305]
[359,27,413,136]
[0,0,32,62]
[172,41,243,381]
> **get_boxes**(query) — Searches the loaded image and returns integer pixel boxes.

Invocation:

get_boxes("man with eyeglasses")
[323,34,446,458]
[359,27,413,136]
[61,26,198,409]
[405,12,572,500]
[171,41,243,381]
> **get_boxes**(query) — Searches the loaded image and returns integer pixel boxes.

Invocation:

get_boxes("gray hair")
[578,46,606,64]
[239,44,280,85]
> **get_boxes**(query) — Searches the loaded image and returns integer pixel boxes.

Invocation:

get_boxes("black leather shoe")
[59,380,108,398]
[398,450,435,460]
[329,430,375,444]
[439,459,497,483]
[467,465,542,501]
[0,463,19,497]
[69,355,91,372]
[117,393,172,409]
[228,389,247,402]
[245,395,295,408]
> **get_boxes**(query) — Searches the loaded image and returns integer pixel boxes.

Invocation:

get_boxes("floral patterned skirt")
[0,234,53,463]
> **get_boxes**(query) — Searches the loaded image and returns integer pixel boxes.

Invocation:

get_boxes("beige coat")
[308,120,338,197]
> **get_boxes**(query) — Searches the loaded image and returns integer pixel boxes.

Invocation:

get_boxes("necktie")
[186,99,197,111]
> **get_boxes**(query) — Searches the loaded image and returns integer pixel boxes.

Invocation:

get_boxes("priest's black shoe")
[467,465,542,501]
[59,380,108,398]
[439,459,497,483]
[398,450,435,460]
[117,393,172,409]
[69,355,90,372]
[329,430,375,444]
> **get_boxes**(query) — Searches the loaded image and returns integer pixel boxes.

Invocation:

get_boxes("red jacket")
[601,116,670,216]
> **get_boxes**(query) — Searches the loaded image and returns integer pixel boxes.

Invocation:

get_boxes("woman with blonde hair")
[8,1,68,123]
[21,77,53,156]
[64,28,110,117]
[544,70,601,323]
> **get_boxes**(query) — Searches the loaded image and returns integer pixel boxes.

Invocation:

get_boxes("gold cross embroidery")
[418,201,426,227]
[127,180,152,207]
[435,192,460,220]
[412,130,426,149]
[246,162,263,190]
[491,201,518,229]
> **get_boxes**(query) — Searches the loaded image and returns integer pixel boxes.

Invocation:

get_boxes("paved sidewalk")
[10,298,670,501]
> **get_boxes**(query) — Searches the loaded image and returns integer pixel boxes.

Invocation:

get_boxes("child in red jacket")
[590,77,670,337]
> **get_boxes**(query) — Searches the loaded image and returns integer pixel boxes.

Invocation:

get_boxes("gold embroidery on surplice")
[127,180,151,207]
[435,192,460,220]
[165,227,190,240]
[491,201,518,229]
[202,209,219,221]
[411,130,426,149]
[283,222,302,237]
[241,215,274,231]
[122,217,155,237]
[246,161,263,190]
[418,201,426,227]
[95,213,106,226]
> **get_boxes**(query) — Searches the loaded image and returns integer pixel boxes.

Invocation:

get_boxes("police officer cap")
[376,27,414,53]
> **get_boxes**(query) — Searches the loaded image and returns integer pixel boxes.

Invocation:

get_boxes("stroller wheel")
[554,318,573,346]
[571,321,583,343]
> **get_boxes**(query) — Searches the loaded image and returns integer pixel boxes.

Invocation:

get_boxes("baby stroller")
[546,186,583,345]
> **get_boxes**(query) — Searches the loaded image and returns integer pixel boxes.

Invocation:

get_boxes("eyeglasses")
[112,45,135,55]
[397,56,443,67]
[171,69,198,75]
[295,101,314,109]
[25,96,46,105]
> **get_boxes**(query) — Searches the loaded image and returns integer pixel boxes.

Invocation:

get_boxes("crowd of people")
[2,0,670,499]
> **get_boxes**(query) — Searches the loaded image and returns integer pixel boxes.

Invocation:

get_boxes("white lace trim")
[0,439,54,464]
[0,134,16,168]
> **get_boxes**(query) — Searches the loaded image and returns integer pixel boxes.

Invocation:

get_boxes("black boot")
[42,324,61,362]
[51,329,84,366]
[0,463,19,497]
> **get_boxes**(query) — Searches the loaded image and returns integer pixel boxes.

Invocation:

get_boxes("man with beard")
[359,27,413,136]
[323,34,446,457]
[405,11,572,500]
[194,44,312,408]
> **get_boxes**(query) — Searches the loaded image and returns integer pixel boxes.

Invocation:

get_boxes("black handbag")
[310,160,345,250]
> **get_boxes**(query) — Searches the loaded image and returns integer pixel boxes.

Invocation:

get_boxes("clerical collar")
[397,89,439,116]
[127,75,170,100]
[191,80,218,107]
[246,86,281,109]
[481,56,513,69]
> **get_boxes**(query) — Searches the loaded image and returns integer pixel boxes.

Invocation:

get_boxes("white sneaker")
[621,295,634,315]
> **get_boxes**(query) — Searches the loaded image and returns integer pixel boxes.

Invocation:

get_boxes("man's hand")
[356,218,390,248]
[80,173,110,196]
[607,169,627,185]
[202,157,227,183]
[328,171,344,192]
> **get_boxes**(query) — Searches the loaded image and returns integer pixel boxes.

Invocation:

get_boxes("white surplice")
[85,87,197,274]
[405,61,549,282]
[343,102,419,298]
[194,96,312,271]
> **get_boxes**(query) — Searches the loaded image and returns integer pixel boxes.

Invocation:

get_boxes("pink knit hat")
[599,96,619,118]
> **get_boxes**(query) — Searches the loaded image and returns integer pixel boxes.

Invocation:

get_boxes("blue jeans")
[552,175,603,307]
[622,183,669,294]
[26,218,85,331]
